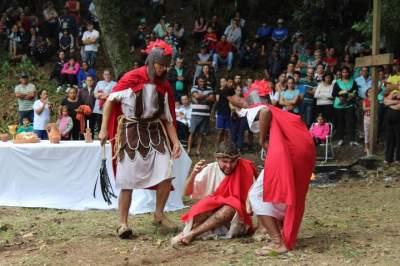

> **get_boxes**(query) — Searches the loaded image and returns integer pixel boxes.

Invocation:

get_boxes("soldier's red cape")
[107,66,176,175]
[260,104,316,250]
[181,158,257,230]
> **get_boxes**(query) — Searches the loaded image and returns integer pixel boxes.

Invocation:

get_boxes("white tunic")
[237,105,266,133]
[238,106,288,220]
[249,170,287,220]
[191,162,226,200]
[108,84,173,190]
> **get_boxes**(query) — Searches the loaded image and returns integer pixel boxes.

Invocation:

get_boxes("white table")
[0,140,191,214]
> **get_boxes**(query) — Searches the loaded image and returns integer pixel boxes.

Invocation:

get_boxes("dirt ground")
[1,161,399,266]
[0,127,399,266]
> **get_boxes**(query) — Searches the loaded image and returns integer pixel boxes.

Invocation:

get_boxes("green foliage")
[352,13,372,38]
[352,0,400,53]
[291,0,369,51]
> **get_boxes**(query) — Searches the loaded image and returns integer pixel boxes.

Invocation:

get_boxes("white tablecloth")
[0,141,191,214]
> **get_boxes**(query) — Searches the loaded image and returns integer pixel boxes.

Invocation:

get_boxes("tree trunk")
[93,0,132,76]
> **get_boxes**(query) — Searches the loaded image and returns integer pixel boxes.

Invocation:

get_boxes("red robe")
[263,105,316,250]
[107,66,176,174]
[181,158,257,230]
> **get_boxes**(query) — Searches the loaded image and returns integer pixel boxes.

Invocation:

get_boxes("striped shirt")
[191,85,214,116]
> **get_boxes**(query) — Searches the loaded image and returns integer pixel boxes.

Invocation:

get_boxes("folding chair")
[310,122,334,163]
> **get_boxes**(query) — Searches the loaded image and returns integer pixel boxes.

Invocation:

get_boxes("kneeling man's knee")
[221,205,235,214]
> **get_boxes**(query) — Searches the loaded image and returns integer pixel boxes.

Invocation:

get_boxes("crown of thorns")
[214,152,240,159]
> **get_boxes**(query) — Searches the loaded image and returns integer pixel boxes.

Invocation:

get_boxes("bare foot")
[181,232,193,244]
[171,233,189,248]
[153,215,179,231]
[263,241,288,254]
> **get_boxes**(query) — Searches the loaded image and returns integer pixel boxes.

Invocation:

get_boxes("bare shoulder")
[257,105,271,113]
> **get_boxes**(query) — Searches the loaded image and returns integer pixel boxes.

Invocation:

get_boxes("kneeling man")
[171,141,257,246]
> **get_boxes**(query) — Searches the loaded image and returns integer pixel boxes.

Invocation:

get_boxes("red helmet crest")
[145,39,173,56]
[244,80,273,98]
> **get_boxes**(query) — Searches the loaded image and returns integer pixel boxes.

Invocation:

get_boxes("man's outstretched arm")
[227,95,249,108]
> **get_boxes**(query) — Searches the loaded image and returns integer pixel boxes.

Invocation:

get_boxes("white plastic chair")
[310,122,334,163]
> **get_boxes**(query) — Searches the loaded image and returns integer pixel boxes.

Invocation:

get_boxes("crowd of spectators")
[3,1,400,162]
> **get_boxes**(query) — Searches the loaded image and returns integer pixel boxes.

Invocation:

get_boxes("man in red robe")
[99,40,182,239]
[229,80,316,254]
[171,141,257,246]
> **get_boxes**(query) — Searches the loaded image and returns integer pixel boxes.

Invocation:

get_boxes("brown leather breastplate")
[117,90,167,161]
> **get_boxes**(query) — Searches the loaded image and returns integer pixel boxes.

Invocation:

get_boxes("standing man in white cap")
[14,72,36,125]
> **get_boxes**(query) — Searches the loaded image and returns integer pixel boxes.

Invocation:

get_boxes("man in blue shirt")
[271,19,288,43]
[77,61,96,88]
[299,68,317,127]
[355,67,372,99]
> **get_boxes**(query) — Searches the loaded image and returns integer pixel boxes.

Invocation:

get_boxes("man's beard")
[218,162,234,175]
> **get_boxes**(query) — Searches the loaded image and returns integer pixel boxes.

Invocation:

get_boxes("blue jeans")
[18,110,34,125]
[34,130,48,140]
[230,117,246,149]
[83,51,97,67]
[212,52,233,72]
[300,99,314,127]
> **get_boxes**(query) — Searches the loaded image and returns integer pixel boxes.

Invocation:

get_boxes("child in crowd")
[363,89,371,155]
[8,24,21,58]
[57,106,74,140]
[61,57,80,86]
[175,98,190,145]
[310,114,330,145]
[58,28,74,57]
[17,117,34,133]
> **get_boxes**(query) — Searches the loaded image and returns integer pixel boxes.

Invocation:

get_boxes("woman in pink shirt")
[61,56,80,86]
[310,114,330,145]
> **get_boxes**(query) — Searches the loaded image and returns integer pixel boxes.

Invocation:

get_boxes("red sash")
[182,158,257,230]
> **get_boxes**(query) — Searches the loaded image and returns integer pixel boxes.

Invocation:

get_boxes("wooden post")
[369,0,381,154]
